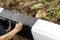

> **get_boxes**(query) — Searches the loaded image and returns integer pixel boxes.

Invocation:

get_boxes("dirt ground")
[13,35,28,40]
[1,0,60,22]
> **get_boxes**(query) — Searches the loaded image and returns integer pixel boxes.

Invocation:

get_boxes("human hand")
[14,22,23,32]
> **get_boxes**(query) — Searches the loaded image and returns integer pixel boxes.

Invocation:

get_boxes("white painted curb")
[0,8,4,13]
[31,19,60,40]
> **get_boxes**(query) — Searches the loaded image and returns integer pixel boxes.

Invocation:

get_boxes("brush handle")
[0,8,37,39]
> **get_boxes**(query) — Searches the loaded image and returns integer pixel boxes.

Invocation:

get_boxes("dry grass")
[0,0,60,23]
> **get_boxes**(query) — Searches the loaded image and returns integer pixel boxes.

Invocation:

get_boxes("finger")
[18,22,23,25]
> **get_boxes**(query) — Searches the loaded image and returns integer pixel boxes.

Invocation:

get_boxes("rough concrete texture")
[0,9,37,27]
